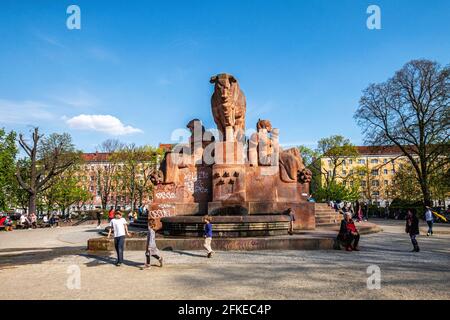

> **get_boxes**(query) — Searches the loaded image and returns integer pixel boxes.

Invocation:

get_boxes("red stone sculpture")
[141,74,316,231]
[210,73,246,141]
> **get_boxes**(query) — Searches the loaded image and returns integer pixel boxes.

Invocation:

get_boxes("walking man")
[425,206,434,236]
[107,211,130,266]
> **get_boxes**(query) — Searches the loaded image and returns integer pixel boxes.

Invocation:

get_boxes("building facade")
[320,146,449,207]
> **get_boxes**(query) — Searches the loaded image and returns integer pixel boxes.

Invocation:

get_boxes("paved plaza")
[0,220,449,300]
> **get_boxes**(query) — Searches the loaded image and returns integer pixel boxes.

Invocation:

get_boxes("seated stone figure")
[278,147,312,184]
[151,119,214,185]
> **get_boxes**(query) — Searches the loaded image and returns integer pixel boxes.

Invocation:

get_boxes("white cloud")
[66,114,142,136]
[0,99,56,124]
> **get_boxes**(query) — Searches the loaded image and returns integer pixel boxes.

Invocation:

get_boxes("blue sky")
[0,0,449,152]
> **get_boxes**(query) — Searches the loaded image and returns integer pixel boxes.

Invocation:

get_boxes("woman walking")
[144,219,163,269]
[406,209,420,252]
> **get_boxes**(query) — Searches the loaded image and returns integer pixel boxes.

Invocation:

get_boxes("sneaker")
[207,252,212,258]
[427,232,430,236]
[415,247,420,252]
[345,246,353,252]
[143,264,150,269]
[116,262,122,267]
[159,257,164,267]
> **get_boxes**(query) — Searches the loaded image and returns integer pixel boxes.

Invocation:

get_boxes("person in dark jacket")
[406,209,420,252]
[338,212,360,251]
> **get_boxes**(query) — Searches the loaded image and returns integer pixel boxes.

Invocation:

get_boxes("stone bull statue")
[210,73,246,141]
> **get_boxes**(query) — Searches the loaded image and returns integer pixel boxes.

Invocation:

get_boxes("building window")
[359,170,365,176]
[371,180,380,187]
[349,159,353,165]
[349,169,354,175]
[371,159,379,164]
[391,169,395,174]
[342,159,346,166]
[384,169,388,175]
[384,180,389,186]
[372,191,380,196]
[383,159,388,164]
[358,159,365,164]
[342,170,347,175]
[371,169,379,176]
[328,160,332,165]
[361,181,367,187]
[350,181,354,187]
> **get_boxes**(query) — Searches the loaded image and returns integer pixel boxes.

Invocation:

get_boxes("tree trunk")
[28,192,36,215]
[421,182,432,208]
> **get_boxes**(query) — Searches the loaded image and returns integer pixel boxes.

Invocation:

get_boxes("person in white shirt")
[425,206,434,236]
[20,214,30,229]
[107,211,130,266]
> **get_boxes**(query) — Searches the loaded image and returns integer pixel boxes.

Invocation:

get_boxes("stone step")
[316,217,340,222]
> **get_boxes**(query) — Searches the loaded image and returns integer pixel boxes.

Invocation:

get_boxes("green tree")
[15,128,79,214]
[0,128,18,211]
[115,144,163,211]
[95,139,124,209]
[299,136,361,202]
[390,163,450,205]
[355,59,449,207]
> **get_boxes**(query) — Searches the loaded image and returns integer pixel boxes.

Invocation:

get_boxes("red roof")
[81,152,111,162]
[355,145,410,156]
[159,143,174,152]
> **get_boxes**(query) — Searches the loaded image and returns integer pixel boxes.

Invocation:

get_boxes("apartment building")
[321,146,414,207]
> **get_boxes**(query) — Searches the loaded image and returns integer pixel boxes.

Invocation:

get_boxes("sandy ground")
[0,220,449,300]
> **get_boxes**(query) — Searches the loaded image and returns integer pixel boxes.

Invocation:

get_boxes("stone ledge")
[88,223,381,251]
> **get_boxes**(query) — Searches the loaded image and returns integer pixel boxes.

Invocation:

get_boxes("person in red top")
[108,207,115,222]
[338,212,360,251]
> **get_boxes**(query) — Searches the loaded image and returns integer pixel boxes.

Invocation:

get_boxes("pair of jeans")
[410,234,418,247]
[114,236,125,264]
[426,221,433,234]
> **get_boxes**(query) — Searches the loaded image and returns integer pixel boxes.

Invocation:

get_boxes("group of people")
[107,211,215,267]
[19,212,59,229]
[0,213,13,231]
[337,205,436,253]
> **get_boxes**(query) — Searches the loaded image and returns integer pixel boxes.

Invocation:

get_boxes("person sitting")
[337,212,360,251]
[42,215,50,228]
[30,213,37,229]
[49,213,59,228]
[4,216,13,231]
[0,215,6,230]
[18,213,31,229]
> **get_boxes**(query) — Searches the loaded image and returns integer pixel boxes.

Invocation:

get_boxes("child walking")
[406,209,420,252]
[144,219,163,269]
[203,215,214,258]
